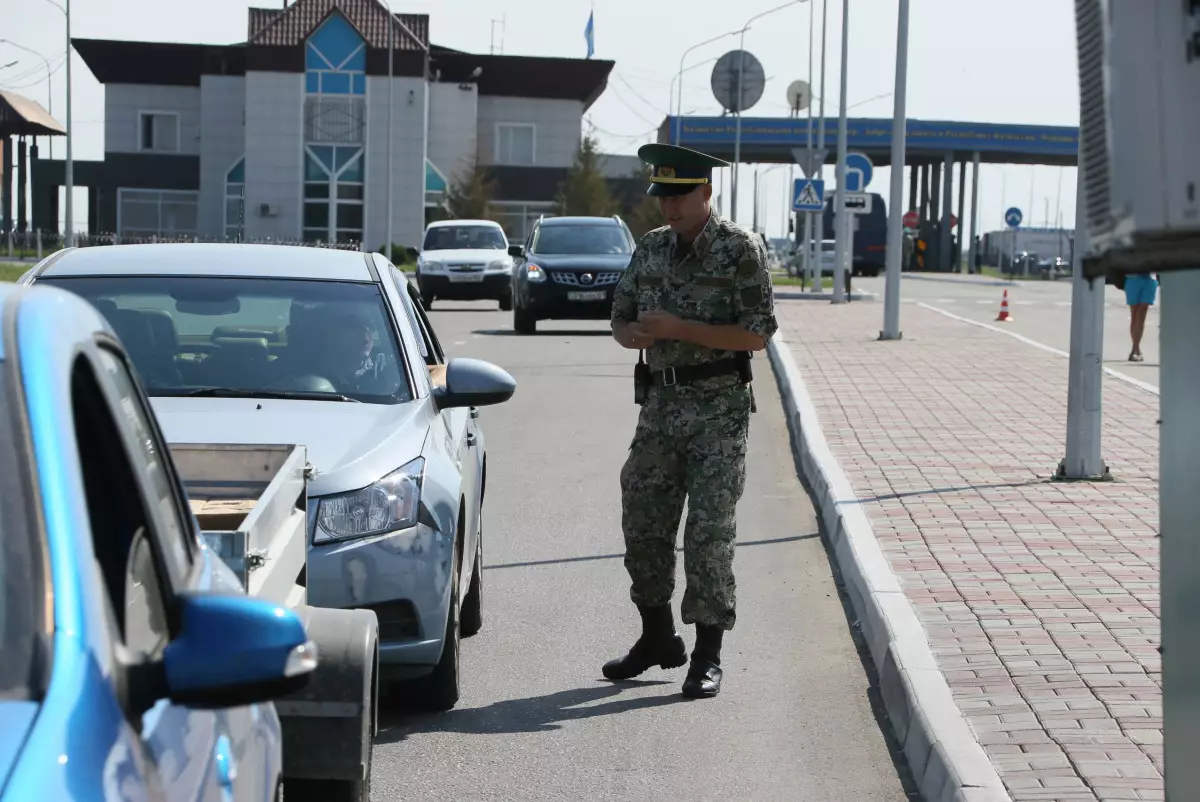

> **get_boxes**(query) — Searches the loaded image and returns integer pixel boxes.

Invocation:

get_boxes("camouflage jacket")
[611,211,779,380]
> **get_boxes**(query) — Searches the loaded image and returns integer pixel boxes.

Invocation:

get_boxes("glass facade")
[303,13,365,244]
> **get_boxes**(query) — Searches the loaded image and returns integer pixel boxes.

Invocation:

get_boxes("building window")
[305,13,366,96]
[224,157,245,242]
[495,124,536,166]
[139,112,180,153]
[303,145,364,243]
[117,189,198,241]
[487,200,557,243]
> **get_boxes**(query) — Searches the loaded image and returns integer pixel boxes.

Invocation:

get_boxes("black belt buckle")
[660,366,676,387]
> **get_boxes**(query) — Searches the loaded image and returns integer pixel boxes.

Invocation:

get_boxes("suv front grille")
[550,271,622,287]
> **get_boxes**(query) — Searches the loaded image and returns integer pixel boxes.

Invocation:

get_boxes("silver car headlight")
[314,458,424,544]
[487,258,511,272]
[422,260,444,273]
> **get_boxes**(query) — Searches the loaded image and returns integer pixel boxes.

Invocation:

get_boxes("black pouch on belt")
[736,350,753,383]
[634,350,650,406]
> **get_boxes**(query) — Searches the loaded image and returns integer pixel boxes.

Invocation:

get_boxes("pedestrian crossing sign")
[792,178,825,212]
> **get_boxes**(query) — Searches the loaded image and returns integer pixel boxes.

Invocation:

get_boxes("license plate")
[448,273,484,283]
[567,290,606,301]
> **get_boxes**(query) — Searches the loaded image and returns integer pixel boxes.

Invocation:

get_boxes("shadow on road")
[484,532,820,571]
[472,328,611,337]
[376,680,686,741]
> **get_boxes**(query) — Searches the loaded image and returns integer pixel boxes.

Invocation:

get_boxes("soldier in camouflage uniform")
[603,143,778,698]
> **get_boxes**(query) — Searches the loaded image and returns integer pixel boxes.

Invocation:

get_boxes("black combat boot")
[681,625,724,698]
[602,604,688,680]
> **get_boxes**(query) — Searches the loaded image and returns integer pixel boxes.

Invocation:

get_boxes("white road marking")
[916,302,1160,397]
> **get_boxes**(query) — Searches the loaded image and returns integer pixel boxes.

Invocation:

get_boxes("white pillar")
[939,152,953,272]
[1161,269,1200,801]
[1057,165,1107,480]
[967,152,981,274]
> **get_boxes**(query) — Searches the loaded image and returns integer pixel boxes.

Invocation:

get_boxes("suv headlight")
[422,261,444,273]
[487,258,510,272]
[314,458,424,544]
[526,263,546,283]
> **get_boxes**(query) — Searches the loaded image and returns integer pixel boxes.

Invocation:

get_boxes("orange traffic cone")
[995,289,1013,322]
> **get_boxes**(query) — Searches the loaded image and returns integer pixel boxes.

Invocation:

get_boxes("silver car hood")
[150,397,430,497]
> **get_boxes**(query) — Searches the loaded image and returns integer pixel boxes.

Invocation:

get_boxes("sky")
[5,0,1081,240]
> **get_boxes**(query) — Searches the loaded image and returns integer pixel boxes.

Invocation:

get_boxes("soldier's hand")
[638,311,683,340]
[625,322,656,349]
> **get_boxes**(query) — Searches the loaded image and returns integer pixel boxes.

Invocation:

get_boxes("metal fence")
[1,230,369,262]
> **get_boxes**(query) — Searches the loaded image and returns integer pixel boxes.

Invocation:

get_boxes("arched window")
[305,13,366,96]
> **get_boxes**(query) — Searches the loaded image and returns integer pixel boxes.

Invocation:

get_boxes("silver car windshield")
[40,276,413,405]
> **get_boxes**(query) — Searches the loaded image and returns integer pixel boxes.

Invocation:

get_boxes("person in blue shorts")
[1124,272,1157,362]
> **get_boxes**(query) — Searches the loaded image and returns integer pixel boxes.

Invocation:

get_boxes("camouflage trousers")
[619,388,750,631]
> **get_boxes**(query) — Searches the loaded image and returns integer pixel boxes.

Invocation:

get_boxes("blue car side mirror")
[163,593,317,709]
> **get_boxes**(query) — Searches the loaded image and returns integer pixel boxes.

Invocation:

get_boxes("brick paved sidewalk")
[776,301,1161,802]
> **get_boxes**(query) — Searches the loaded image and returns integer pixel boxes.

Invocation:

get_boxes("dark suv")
[508,215,635,334]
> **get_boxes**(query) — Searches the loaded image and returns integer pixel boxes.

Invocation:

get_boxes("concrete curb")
[774,290,876,302]
[767,334,1012,802]
[903,273,1017,288]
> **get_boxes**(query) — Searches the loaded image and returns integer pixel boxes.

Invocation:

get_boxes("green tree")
[624,195,663,239]
[445,161,498,220]
[556,134,618,217]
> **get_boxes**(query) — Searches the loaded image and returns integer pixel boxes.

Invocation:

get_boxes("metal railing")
[1,230,367,262]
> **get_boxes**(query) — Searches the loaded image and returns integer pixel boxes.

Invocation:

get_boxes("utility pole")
[831,0,849,304]
[1056,159,1108,481]
[880,0,908,339]
[64,0,74,247]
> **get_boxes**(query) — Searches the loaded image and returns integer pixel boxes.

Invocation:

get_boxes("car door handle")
[466,432,477,448]
[469,406,479,419]
[214,734,236,798]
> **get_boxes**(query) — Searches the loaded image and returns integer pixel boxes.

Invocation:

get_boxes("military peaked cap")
[638,143,730,197]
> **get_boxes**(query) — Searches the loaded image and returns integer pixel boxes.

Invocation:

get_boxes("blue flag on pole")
[584,10,594,59]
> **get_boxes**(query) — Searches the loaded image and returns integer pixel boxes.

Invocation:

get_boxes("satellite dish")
[786,80,811,112]
[710,50,766,114]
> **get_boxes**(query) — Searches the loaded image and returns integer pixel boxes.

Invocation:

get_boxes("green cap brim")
[647,182,701,198]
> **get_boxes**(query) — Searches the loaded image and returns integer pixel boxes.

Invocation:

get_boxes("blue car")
[0,282,318,802]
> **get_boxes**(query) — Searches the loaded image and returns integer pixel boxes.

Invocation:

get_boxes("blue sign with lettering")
[663,117,1080,161]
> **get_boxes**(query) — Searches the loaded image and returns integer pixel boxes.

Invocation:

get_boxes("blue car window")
[0,368,47,700]
[95,347,195,581]
[71,353,172,655]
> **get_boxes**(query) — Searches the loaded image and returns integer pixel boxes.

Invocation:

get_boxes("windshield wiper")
[159,387,360,403]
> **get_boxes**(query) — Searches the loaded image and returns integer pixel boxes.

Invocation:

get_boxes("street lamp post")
[812,0,829,290]
[385,2,393,258]
[64,0,73,246]
[800,0,815,287]
[673,29,740,145]
[880,0,909,338]
[731,0,806,225]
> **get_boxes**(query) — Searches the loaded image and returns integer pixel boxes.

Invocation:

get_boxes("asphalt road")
[370,301,910,802]
[855,273,1161,388]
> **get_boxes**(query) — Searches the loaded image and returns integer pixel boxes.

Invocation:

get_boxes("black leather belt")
[651,358,742,388]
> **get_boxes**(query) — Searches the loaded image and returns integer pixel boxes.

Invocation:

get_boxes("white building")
[33,0,619,248]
